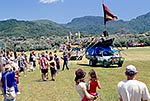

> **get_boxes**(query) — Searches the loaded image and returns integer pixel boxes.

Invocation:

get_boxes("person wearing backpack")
[39,53,49,81]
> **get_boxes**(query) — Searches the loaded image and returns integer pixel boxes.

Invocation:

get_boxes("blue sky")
[0,0,150,23]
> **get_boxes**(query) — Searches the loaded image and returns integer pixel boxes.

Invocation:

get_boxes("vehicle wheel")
[118,63,122,67]
[89,60,93,66]
[103,61,108,67]
[89,59,96,66]
[78,56,83,60]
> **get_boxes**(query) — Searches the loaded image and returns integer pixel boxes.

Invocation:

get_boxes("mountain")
[0,12,150,38]
[65,12,150,34]
[0,19,70,38]
[65,16,104,34]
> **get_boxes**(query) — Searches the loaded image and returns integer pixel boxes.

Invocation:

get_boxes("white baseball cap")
[125,65,137,74]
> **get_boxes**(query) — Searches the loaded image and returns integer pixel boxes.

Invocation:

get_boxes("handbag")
[5,75,16,100]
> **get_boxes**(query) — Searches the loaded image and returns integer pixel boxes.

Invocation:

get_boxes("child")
[88,69,101,100]
[50,62,57,81]
[54,54,60,71]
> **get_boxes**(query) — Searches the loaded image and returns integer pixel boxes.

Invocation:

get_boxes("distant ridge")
[65,12,150,34]
[0,12,150,38]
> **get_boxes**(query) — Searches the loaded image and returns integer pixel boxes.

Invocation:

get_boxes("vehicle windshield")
[103,51,113,56]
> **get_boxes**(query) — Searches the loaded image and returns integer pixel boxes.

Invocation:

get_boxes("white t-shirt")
[75,82,87,99]
[117,80,150,101]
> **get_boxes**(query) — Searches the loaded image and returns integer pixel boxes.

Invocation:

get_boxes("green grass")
[1,47,150,101]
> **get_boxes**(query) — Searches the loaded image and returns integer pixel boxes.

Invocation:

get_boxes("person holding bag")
[1,64,17,101]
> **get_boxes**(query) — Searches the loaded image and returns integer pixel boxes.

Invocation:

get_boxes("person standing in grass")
[49,62,57,81]
[54,54,60,71]
[61,52,69,71]
[117,65,150,101]
[39,53,49,81]
[87,69,101,100]
[49,52,53,61]
[1,64,17,101]
[75,68,96,101]
[32,52,36,70]
[18,52,26,77]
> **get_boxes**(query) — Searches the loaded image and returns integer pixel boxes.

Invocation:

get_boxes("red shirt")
[89,80,98,93]
[40,57,48,69]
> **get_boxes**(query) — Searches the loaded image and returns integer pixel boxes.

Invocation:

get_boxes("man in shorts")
[39,53,48,81]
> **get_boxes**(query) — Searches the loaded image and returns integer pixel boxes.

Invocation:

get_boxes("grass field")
[1,47,150,101]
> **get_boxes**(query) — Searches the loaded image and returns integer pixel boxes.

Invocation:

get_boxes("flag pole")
[102,3,118,37]
[104,23,107,31]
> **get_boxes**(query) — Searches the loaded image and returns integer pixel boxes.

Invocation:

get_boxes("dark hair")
[75,69,86,84]
[89,69,97,80]
[50,62,55,66]
[125,71,137,77]
[54,54,57,57]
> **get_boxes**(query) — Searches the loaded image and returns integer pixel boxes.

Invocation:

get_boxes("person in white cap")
[117,65,150,101]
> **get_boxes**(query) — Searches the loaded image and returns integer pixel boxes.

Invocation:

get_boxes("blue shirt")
[1,71,16,94]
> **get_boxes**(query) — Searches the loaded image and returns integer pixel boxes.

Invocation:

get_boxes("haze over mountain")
[0,12,150,38]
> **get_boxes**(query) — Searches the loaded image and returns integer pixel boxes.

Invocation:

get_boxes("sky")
[0,0,150,23]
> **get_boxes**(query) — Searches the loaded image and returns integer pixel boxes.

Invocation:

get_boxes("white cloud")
[39,0,63,4]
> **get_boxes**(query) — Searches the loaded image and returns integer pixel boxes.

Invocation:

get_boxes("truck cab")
[85,38,124,67]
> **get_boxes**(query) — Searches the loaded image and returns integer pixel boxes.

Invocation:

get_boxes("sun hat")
[125,65,137,75]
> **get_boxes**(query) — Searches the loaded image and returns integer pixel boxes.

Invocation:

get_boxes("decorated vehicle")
[69,45,83,60]
[85,38,124,67]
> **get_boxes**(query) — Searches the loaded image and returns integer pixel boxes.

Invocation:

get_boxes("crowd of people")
[0,49,70,101]
[0,49,150,101]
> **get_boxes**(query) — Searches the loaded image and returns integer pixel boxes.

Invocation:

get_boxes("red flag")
[102,3,118,25]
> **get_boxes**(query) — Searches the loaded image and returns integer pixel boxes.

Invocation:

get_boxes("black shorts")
[50,68,56,75]
[56,65,60,70]
[41,69,48,74]
[33,61,36,67]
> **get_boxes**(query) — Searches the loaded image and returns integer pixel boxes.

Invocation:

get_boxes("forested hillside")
[65,12,150,34]
[0,12,150,51]
[0,12,150,38]
[0,19,70,38]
